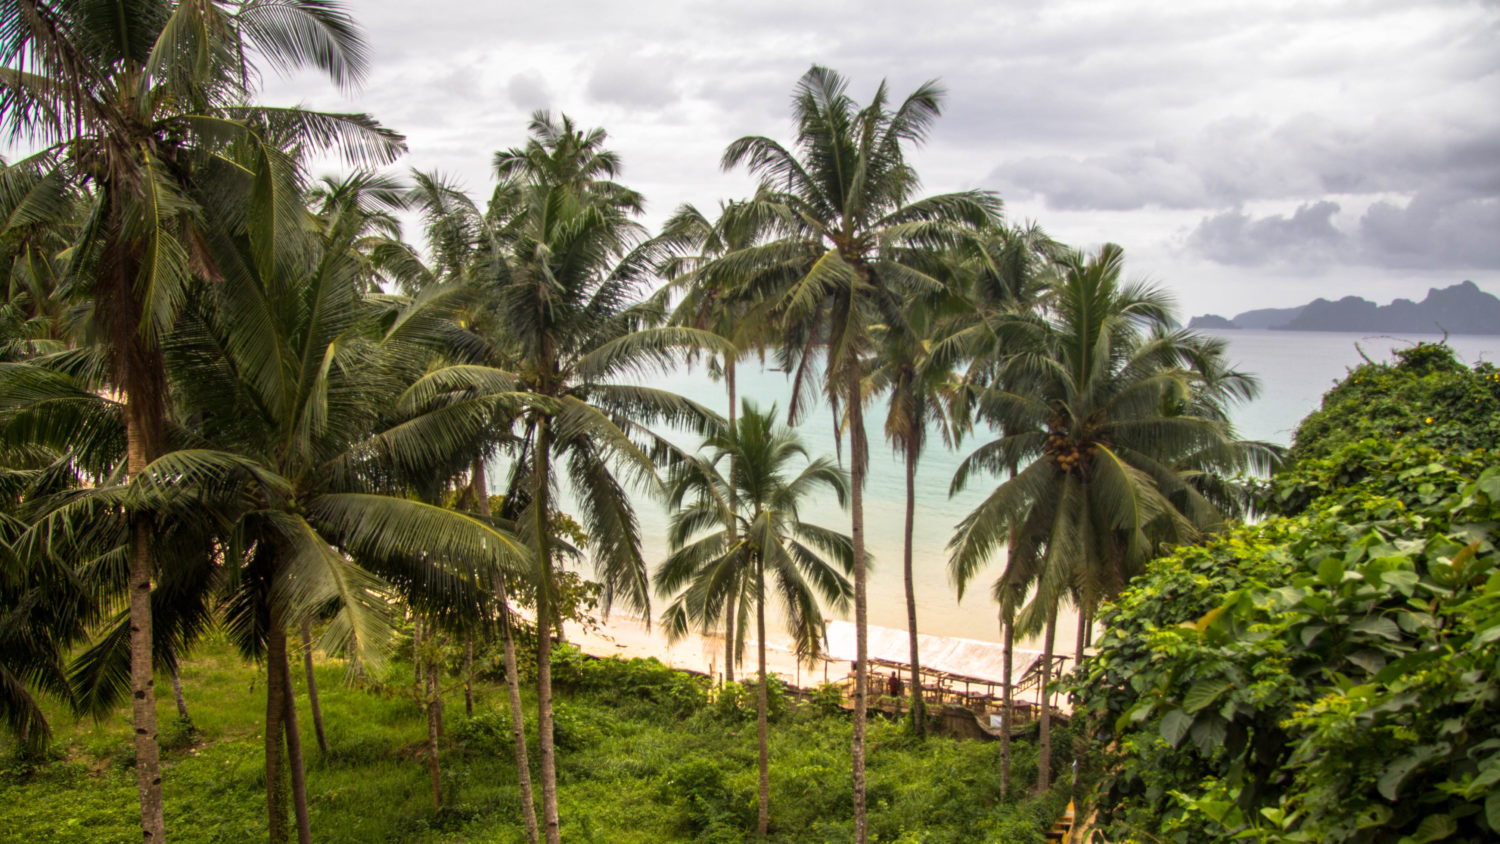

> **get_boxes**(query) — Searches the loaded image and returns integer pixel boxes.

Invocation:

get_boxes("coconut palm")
[471,113,728,844]
[0,2,401,834]
[150,180,530,841]
[948,243,1268,791]
[920,219,1066,782]
[0,449,97,755]
[867,301,959,738]
[657,199,787,681]
[656,401,853,836]
[723,65,999,840]
[399,167,546,839]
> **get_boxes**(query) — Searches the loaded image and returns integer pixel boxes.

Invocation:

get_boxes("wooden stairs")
[1044,800,1075,842]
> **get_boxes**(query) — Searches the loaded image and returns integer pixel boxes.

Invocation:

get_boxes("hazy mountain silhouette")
[1189,281,1499,334]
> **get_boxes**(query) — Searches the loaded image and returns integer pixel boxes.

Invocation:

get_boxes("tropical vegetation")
[1071,343,1500,842]
[3,3,1485,841]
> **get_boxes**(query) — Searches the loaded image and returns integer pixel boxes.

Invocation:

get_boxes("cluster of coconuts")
[1045,431,1098,475]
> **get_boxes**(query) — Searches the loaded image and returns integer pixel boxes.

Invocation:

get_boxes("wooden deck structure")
[825,652,1072,732]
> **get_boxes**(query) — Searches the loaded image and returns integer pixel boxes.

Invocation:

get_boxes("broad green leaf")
[1384,570,1420,596]
[1159,708,1192,748]
[1476,469,1500,501]
[1346,650,1386,675]
[1183,678,1232,714]
[1449,540,1479,576]
[1486,790,1500,834]
[1378,754,1422,801]
[1318,555,1344,588]
[1300,623,1328,647]
[1403,813,1456,844]
[1189,715,1228,755]
[1351,615,1402,642]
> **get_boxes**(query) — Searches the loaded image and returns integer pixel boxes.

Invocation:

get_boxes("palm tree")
[0,445,98,755]
[657,199,786,681]
[0,2,400,835]
[656,401,853,836]
[474,113,729,844]
[948,243,1268,791]
[867,299,960,738]
[397,167,549,840]
[157,178,531,841]
[924,219,1066,784]
[723,65,999,840]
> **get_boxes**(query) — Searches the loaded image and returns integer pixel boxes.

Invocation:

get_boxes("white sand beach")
[567,607,1082,691]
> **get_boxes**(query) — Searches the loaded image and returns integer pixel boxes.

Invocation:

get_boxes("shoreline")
[567,612,820,686]
[565,607,1083,690]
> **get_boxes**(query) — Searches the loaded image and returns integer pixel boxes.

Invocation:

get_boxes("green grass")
[2,638,1063,843]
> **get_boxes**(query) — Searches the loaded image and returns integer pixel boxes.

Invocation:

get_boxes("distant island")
[1189,280,1500,334]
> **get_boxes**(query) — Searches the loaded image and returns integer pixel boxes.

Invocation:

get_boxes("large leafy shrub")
[1289,343,1500,468]
[550,643,710,718]
[1072,344,1500,843]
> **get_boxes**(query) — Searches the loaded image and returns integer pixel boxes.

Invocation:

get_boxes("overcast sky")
[259,0,1500,318]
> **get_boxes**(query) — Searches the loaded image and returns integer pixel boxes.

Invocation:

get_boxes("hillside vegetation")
[1073,343,1500,842]
[3,638,1066,843]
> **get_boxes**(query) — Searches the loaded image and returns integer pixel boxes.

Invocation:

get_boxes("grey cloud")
[238,0,1499,308]
[508,72,551,111]
[1187,201,1345,267]
[585,56,679,109]
[1187,191,1500,271]
[1361,191,1500,269]
[992,110,1500,213]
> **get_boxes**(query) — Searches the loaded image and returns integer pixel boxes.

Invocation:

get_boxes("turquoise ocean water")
[547,331,1500,644]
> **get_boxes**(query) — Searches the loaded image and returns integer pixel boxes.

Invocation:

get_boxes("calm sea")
[562,330,1500,647]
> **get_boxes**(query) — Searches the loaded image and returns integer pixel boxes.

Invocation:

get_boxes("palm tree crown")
[949,242,1269,626]
[656,401,854,662]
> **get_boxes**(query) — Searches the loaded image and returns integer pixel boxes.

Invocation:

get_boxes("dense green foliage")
[3,639,1062,843]
[1072,344,1500,842]
[0,2,1341,835]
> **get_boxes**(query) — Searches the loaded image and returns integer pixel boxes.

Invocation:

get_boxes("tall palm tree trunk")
[902,442,925,737]
[112,235,168,842]
[425,640,442,809]
[300,620,328,753]
[127,519,166,842]
[463,636,474,717]
[169,661,192,726]
[999,608,1014,798]
[533,421,562,844]
[413,616,424,704]
[536,610,559,844]
[846,364,870,844]
[755,555,770,837]
[265,625,290,843]
[474,459,539,844]
[1036,608,1058,794]
[501,581,540,844]
[724,359,738,682]
[1074,604,1090,665]
[279,640,313,844]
